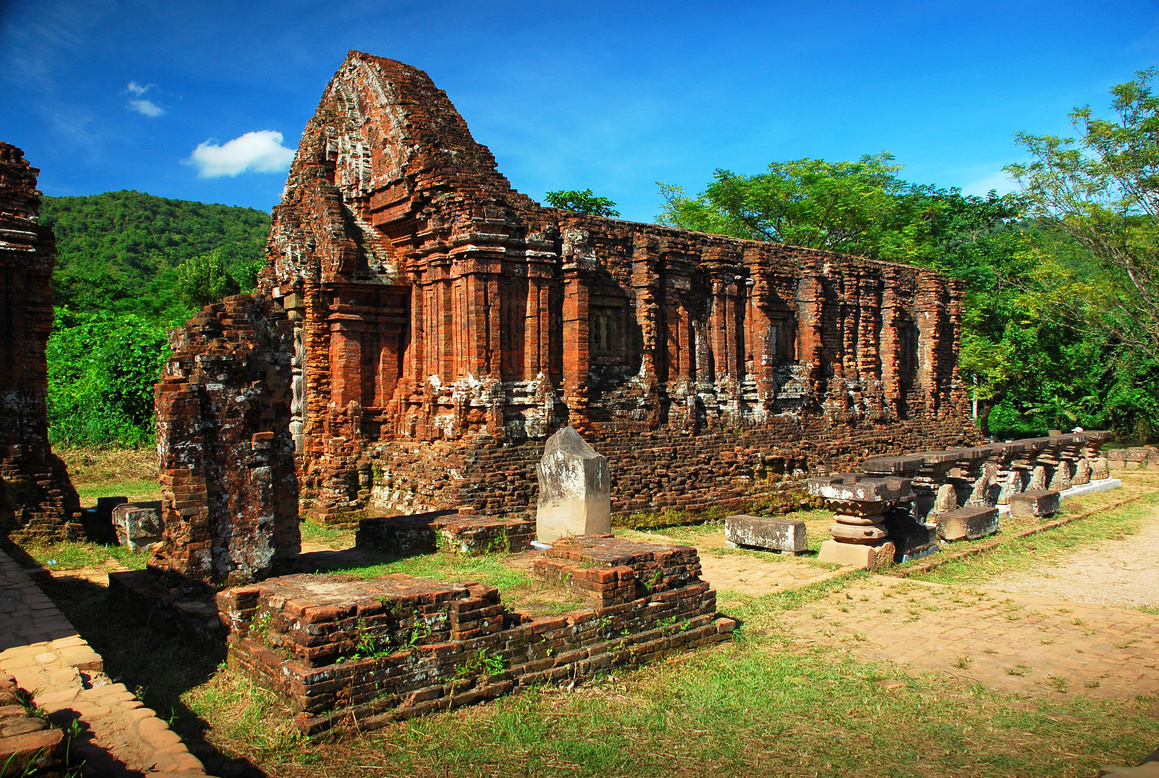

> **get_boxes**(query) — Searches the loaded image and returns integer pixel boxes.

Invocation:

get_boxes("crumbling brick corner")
[0,142,82,542]
[151,293,300,586]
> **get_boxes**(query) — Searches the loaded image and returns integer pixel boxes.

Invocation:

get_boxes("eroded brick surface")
[258,51,979,522]
[151,294,299,585]
[0,143,82,542]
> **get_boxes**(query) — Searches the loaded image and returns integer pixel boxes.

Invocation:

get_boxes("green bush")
[47,308,169,447]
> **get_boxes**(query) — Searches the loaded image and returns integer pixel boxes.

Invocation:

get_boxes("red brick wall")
[152,294,299,584]
[255,52,976,522]
[0,143,82,541]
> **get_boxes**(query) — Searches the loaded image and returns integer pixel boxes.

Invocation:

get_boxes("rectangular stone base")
[723,515,807,554]
[1009,489,1061,518]
[937,506,1000,542]
[1060,478,1122,500]
[817,540,896,570]
[356,510,533,555]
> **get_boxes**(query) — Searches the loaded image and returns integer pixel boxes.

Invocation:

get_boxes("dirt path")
[778,575,1159,699]
[987,505,1159,609]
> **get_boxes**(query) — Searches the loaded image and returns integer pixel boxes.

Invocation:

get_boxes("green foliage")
[42,190,269,325]
[545,189,621,217]
[47,308,169,447]
[41,191,270,446]
[176,250,240,308]
[1007,68,1159,362]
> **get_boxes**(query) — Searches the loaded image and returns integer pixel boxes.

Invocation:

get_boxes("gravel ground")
[990,507,1159,609]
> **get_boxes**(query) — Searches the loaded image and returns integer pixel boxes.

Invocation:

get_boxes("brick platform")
[218,538,733,733]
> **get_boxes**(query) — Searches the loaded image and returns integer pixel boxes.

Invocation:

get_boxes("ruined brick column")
[0,143,82,542]
[152,294,299,585]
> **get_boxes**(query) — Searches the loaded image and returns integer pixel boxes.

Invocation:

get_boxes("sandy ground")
[988,506,1159,609]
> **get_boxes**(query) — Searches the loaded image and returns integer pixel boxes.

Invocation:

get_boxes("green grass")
[911,490,1159,586]
[20,539,152,570]
[311,551,586,616]
[300,519,355,547]
[56,445,160,507]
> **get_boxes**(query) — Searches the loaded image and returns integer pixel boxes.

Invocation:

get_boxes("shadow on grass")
[38,576,269,778]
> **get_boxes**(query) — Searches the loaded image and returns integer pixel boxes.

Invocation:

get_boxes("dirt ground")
[990,509,1159,609]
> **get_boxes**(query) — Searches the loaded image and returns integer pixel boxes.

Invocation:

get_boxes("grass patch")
[912,487,1159,587]
[311,551,586,616]
[57,445,160,506]
[300,519,355,548]
[18,539,151,570]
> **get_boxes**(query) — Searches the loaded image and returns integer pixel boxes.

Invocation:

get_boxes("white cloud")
[128,98,164,117]
[188,130,296,178]
[127,80,151,96]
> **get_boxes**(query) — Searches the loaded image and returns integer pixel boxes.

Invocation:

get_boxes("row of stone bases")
[113,427,734,734]
[724,431,1119,568]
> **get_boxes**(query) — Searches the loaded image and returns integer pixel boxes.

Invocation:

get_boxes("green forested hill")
[41,190,270,325]
[42,191,272,446]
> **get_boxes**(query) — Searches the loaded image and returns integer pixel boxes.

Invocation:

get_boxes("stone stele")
[536,427,611,542]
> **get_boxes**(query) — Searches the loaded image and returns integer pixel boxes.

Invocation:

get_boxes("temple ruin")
[247,50,981,523]
[0,143,82,542]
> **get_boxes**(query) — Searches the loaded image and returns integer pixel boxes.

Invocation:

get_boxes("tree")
[1006,68,1159,363]
[176,250,240,309]
[657,153,928,259]
[544,189,621,217]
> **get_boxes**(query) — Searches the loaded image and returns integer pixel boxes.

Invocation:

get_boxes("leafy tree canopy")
[42,191,271,446]
[544,189,621,217]
[1006,67,1159,363]
[41,190,269,326]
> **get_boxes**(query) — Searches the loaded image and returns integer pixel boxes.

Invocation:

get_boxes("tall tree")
[1006,68,1159,362]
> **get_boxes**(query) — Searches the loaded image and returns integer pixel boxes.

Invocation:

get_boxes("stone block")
[536,427,610,542]
[881,509,938,561]
[111,502,163,551]
[817,540,896,570]
[936,506,999,542]
[1009,489,1060,518]
[859,455,925,476]
[806,475,910,503]
[724,515,807,554]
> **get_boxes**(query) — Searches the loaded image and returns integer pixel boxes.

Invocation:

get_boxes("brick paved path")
[0,549,213,777]
[778,575,1159,698]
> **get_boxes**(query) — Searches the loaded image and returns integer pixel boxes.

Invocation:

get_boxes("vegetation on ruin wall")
[659,70,1159,442]
[41,191,269,446]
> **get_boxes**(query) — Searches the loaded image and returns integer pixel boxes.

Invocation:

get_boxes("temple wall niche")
[256,51,977,522]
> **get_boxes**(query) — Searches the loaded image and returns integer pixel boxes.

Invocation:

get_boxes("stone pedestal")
[111,503,163,551]
[535,427,611,542]
[808,474,910,570]
[936,506,999,542]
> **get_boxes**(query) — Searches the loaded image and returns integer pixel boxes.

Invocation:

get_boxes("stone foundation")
[356,510,534,556]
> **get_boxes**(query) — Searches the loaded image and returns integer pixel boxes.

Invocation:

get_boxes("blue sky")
[1,0,1156,223]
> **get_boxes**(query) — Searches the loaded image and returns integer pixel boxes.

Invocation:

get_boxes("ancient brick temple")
[0,143,82,541]
[260,51,978,522]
